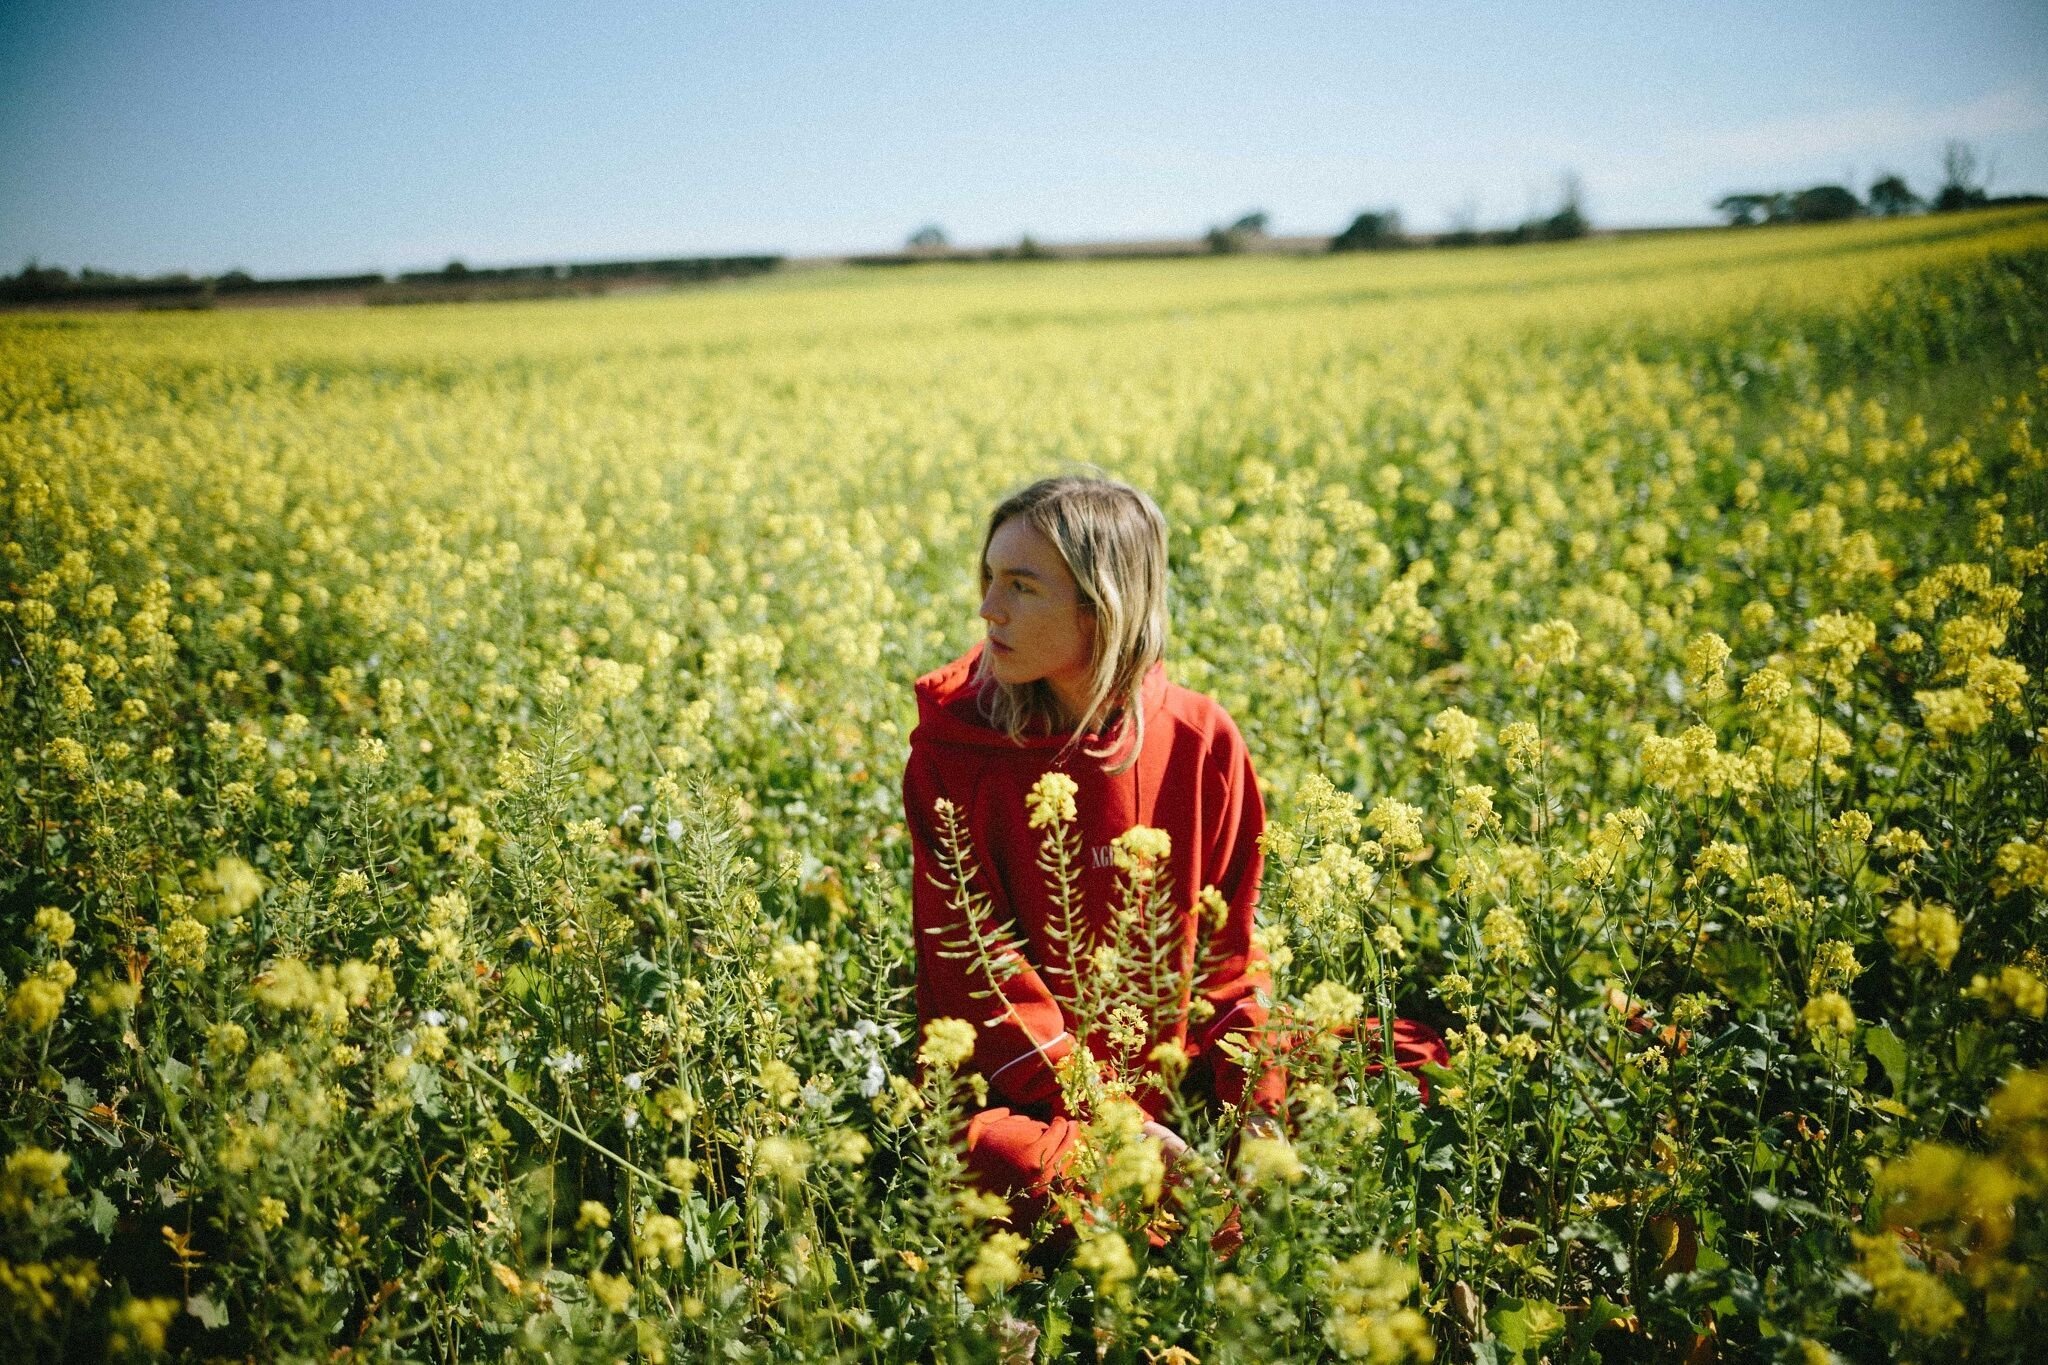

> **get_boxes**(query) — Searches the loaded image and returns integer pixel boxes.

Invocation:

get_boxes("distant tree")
[1330,209,1403,252]
[1203,211,1270,254]
[443,259,470,278]
[1933,140,1991,212]
[1715,192,1788,226]
[905,225,948,251]
[1790,185,1861,223]
[7,260,72,299]
[1867,173,1921,217]
[1534,172,1588,241]
[218,268,255,287]
[1014,233,1050,260]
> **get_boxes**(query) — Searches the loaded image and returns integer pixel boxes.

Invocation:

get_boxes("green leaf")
[1865,1025,1908,1097]
[89,1189,116,1239]
[1489,1296,1565,1353]
[1584,1295,1633,1335]
[187,1293,229,1329]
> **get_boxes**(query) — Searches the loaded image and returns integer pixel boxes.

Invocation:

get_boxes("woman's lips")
[988,638,1013,654]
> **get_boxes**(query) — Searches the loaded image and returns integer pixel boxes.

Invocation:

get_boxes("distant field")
[3,207,2046,1361]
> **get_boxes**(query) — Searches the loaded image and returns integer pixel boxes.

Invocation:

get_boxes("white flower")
[545,1050,585,1075]
[829,1019,902,1099]
[666,819,684,843]
[624,1072,644,1091]
[421,1009,446,1027]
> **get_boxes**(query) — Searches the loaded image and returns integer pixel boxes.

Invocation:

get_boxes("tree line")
[0,254,781,307]
[1713,140,2035,226]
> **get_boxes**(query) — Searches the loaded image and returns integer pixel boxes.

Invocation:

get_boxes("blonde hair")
[974,475,1169,774]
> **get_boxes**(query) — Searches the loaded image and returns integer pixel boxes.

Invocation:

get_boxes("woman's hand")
[1141,1120,1189,1170]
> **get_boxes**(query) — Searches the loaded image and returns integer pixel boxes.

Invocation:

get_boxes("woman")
[901,474,1281,1219]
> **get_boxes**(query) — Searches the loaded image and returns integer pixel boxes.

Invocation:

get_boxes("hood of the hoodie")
[912,641,1169,753]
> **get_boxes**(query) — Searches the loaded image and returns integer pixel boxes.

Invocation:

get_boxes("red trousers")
[962,1017,1448,1218]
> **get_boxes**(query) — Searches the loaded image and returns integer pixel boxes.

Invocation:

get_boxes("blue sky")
[2,1,2044,276]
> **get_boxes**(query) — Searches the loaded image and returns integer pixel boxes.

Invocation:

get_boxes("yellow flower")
[1500,1032,1540,1062]
[1518,617,1580,668]
[1802,611,1875,685]
[1420,707,1481,765]
[1885,901,1960,972]
[1237,1135,1307,1187]
[1025,771,1079,829]
[1684,840,1749,890]
[197,855,265,921]
[1451,785,1496,837]
[1497,721,1542,774]
[752,1135,811,1186]
[918,1017,978,1072]
[1481,905,1531,966]
[0,1147,71,1219]
[1110,824,1172,872]
[1852,1231,1964,1339]
[1966,655,2028,713]
[45,737,89,780]
[964,1230,1030,1302]
[1365,797,1425,853]
[769,937,822,1000]
[1996,839,2048,891]
[1801,991,1856,1044]
[1074,1228,1136,1292]
[1683,631,1732,700]
[157,916,208,973]
[757,1059,802,1107]
[576,1200,611,1231]
[1741,665,1793,714]
[5,975,65,1034]
[1302,980,1364,1030]
[1319,1249,1433,1363]
[634,1213,685,1268]
[589,1269,634,1313]
[824,1129,871,1167]
[1967,966,2047,1019]
[30,907,75,950]
[1936,613,2006,676]
[1985,1068,2048,1176]
[1807,940,1861,993]
[108,1296,180,1354]
[1102,1129,1168,1207]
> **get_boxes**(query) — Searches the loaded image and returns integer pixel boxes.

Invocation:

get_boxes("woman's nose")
[979,587,1003,623]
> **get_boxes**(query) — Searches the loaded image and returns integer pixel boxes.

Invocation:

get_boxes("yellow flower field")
[3,206,2047,1361]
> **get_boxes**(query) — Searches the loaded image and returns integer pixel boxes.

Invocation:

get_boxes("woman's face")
[980,517,1096,713]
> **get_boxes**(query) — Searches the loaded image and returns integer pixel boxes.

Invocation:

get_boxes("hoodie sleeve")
[904,746,1074,1112]
[1184,718,1284,1113]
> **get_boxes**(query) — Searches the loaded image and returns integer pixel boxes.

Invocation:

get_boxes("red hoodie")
[903,642,1277,1123]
